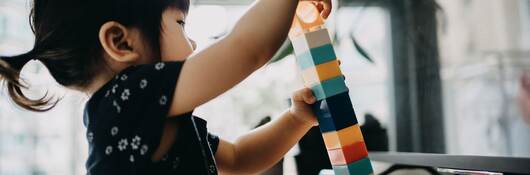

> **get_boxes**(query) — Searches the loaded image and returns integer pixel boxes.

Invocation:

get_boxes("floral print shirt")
[83,61,220,175]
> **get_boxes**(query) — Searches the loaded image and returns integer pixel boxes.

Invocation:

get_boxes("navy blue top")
[83,61,220,175]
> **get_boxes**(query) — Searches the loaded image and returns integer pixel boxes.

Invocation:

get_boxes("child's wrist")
[287,108,315,128]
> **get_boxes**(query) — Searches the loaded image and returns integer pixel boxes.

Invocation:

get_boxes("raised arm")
[169,0,302,116]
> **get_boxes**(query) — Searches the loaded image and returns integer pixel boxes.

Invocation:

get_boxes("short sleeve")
[106,61,183,118]
[207,133,220,155]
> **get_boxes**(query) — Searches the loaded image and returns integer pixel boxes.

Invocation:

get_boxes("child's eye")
[177,20,186,27]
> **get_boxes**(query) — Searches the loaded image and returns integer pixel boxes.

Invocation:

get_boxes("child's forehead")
[164,7,188,18]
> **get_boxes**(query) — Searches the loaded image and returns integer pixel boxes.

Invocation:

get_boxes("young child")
[0,0,331,174]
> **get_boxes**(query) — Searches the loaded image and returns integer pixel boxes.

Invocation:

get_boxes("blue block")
[296,44,337,70]
[311,76,349,101]
[333,157,373,175]
[313,92,358,133]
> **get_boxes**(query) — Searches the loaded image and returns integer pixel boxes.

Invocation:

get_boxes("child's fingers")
[300,0,332,19]
[320,0,332,19]
[292,88,316,104]
[292,89,305,102]
[301,88,316,104]
[315,2,324,12]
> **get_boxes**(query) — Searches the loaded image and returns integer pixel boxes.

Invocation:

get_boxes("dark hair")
[0,0,190,111]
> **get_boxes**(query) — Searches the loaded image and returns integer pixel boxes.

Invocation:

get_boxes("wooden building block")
[322,124,364,150]
[291,28,332,55]
[301,60,342,87]
[333,157,374,175]
[311,76,348,101]
[296,44,337,70]
[315,113,356,134]
[313,92,358,132]
[327,141,368,165]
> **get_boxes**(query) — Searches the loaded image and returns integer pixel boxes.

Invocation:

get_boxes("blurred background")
[1,0,530,174]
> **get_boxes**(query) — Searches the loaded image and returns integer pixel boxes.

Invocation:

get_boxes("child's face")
[159,8,196,62]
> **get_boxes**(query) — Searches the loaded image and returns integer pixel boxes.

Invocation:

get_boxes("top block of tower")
[289,2,325,38]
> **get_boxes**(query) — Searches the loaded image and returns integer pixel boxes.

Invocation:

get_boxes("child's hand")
[301,0,332,19]
[289,88,318,127]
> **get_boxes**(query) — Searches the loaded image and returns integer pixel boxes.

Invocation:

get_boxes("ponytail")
[0,53,57,112]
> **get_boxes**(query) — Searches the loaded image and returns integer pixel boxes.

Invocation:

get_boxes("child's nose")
[189,38,197,51]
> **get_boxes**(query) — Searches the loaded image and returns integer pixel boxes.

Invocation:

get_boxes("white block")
[291,28,333,55]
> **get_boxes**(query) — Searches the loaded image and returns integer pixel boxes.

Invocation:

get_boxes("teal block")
[333,157,373,175]
[311,76,348,101]
[296,44,337,70]
[333,166,349,175]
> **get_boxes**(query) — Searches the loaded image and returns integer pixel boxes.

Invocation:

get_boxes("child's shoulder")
[91,61,184,99]
[86,61,185,115]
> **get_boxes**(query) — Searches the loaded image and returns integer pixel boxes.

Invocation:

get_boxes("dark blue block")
[312,92,358,133]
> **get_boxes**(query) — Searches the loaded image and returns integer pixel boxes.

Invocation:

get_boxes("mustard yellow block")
[302,60,342,87]
[322,124,364,150]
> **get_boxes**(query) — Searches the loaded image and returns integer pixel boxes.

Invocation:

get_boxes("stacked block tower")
[289,2,374,175]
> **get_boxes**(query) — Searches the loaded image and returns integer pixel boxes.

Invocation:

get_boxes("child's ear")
[98,21,141,63]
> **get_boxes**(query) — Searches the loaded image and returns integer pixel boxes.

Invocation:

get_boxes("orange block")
[322,124,364,150]
[302,60,342,87]
[327,142,369,165]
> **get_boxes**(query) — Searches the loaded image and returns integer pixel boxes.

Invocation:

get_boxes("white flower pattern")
[139,79,148,89]
[209,165,216,173]
[111,84,118,94]
[111,126,118,136]
[155,62,165,70]
[129,155,135,162]
[159,95,167,105]
[113,100,121,113]
[131,135,141,150]
[120,74,128,81]
[105,90,110,97]
[140,145,149,155]
[121,89,130,101]
[105,146,113,155]
[118,139,128,151]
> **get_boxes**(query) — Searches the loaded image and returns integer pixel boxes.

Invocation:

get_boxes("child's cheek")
[160,33,193,61]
